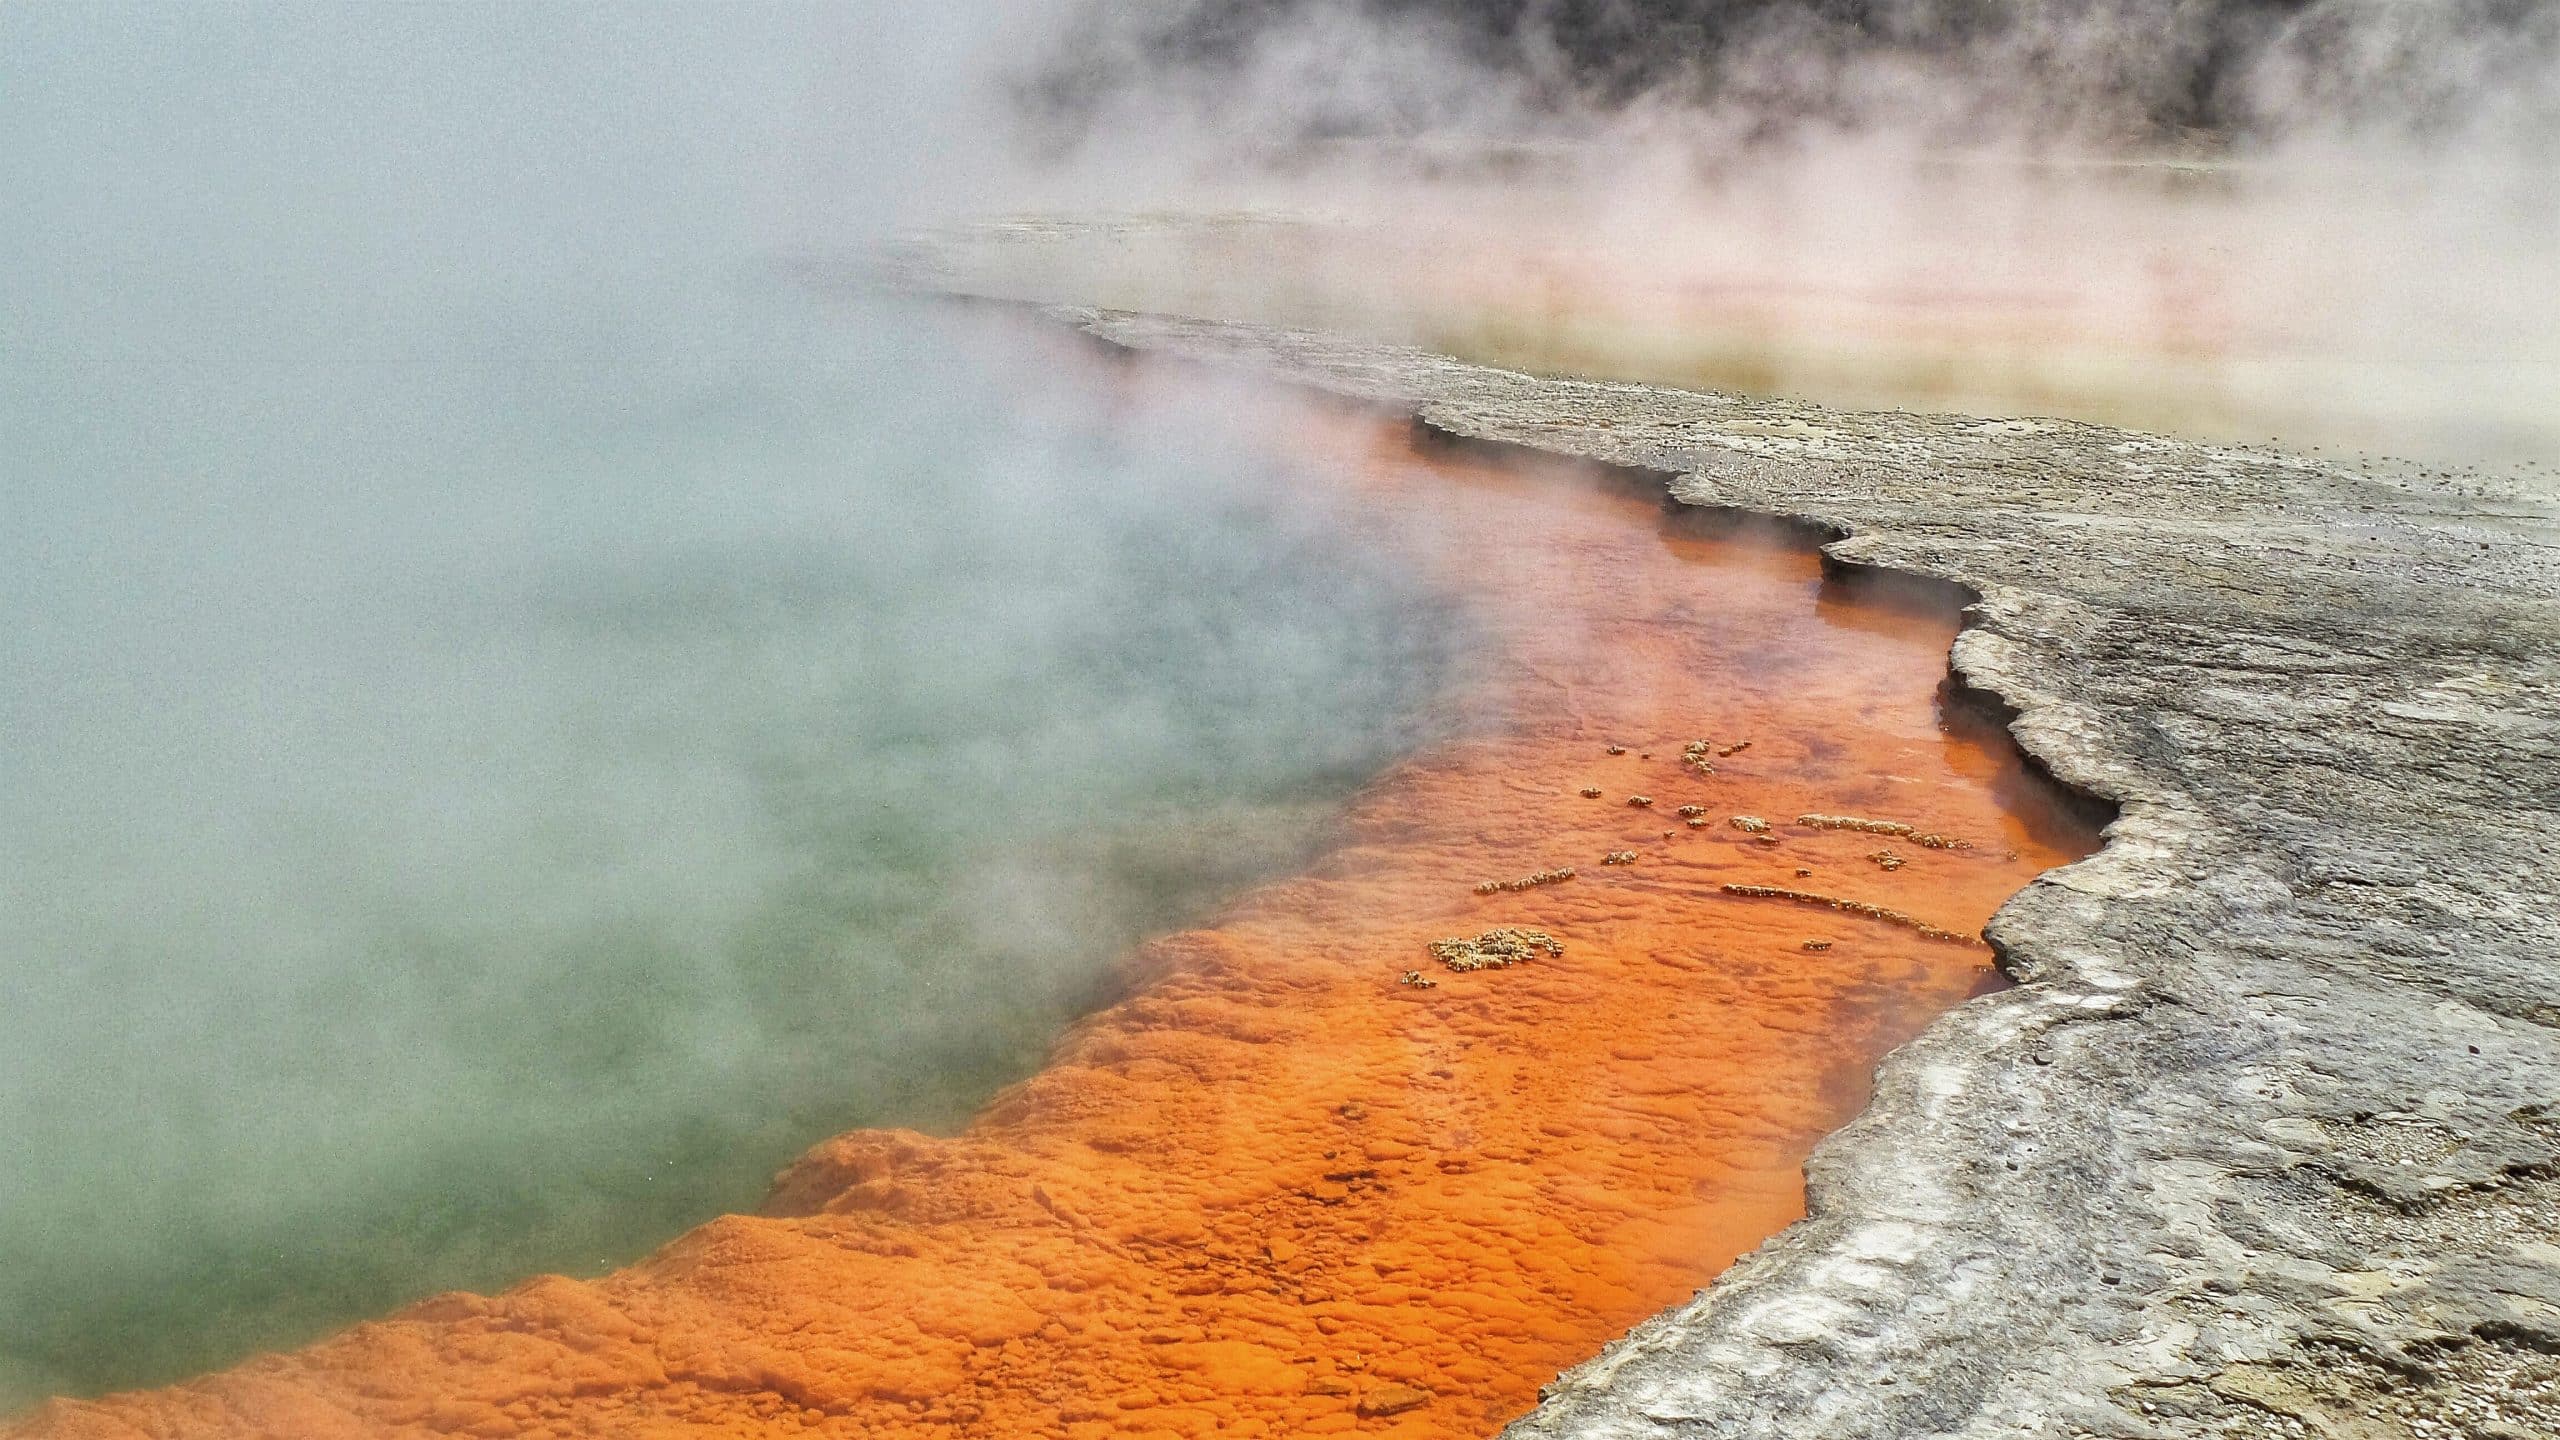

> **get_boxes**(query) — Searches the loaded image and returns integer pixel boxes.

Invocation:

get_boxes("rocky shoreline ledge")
[961,291,2560,1438]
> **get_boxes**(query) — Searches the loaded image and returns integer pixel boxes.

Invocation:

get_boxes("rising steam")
[1028,0,2560,150]
[973,0,2560,468]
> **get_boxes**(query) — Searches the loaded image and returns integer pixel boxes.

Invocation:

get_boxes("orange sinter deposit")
[16,403,2102,1440]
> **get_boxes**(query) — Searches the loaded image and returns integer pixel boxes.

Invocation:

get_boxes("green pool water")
[0,4,1460,1407]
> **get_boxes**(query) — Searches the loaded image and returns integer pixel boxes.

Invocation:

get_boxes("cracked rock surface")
[972,288,2560,1439]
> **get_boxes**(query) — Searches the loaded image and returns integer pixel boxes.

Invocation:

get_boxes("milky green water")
[0,2,1462,1408]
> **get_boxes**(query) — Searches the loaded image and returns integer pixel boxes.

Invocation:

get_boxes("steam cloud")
[976,0,2560,469]
[1029,0,2560,149]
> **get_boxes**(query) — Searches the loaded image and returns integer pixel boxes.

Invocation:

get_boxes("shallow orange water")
[17,406,2099,1440]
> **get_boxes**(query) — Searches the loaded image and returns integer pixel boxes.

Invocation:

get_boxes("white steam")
[959,0,2560,468]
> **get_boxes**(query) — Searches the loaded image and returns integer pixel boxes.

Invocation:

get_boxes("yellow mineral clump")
[1795,813,1915,836]
[1474,867,1577,895]
[1719,884,1982,946]
[1427,927,1566,972]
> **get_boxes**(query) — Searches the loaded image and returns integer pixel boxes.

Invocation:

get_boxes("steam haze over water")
[0,2,1456,1405]
[999,1,2560,471]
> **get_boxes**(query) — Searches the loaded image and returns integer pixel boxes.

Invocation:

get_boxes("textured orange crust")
[13,414,2094,1440]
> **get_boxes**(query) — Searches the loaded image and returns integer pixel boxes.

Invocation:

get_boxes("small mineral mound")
[1474,867,1576,894]
[1427,927,1565,971]
[1797,813,1914,836]
[1721,883,1980,945]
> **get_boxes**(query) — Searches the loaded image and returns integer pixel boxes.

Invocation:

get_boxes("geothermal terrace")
[17,228,2560,1439]
[1007,302,2560,1439]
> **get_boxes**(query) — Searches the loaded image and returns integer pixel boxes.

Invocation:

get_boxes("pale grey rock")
[907,240,2560,1437]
